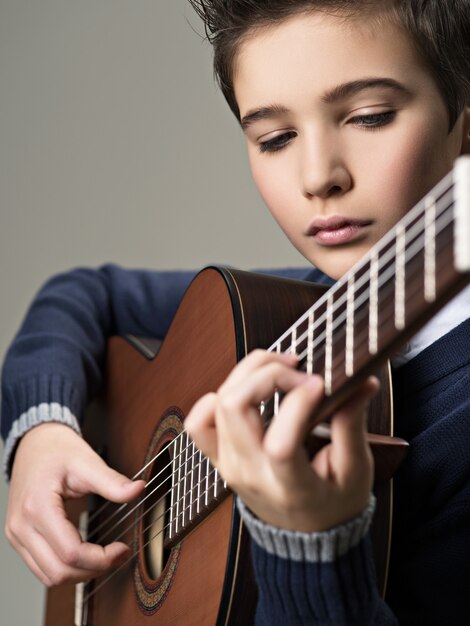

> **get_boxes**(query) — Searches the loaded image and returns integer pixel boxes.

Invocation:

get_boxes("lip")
[307,216,373,246]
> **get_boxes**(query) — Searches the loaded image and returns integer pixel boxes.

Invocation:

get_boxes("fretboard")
[267,157,470,418]
[165,157,470,545]
[166,431,227,546]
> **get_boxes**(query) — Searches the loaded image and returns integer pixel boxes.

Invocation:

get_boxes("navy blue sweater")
[1,264,469,625]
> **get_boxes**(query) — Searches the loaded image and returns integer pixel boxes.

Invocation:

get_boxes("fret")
[173,435,183,535]
[169,439,177,539]
[188,440,195,522]
[178,435,186,534]
[196,447,202,515]
[205,457,211,507]
[182,436,189,527]
[214,468,219,499]
[187,437,195,523]
[454,157,470,271]
[291,325,297,355]
[424,195,437,302]
[345,274,355,376]
[156,160,468,556]
[193,442,199,518]
[394,223,406,330]
[369,250,379,355]
[324,292,334,396]
[306,309,314,375]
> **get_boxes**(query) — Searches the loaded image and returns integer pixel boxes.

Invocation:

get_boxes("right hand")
[5,422,145,587]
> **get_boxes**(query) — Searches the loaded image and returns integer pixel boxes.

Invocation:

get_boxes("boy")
[2,1,470,624]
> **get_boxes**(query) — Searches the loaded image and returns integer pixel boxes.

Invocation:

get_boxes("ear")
[460,104,470,154]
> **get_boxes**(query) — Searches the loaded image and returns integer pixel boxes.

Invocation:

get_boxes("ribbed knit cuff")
[240,497,385,625]
[1,373,84,481]
[237,494,376,562]
[3,403,81,482]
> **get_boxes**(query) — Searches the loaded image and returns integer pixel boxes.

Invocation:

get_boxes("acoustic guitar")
[44,157,469,625]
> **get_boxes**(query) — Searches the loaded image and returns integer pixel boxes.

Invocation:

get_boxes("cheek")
[249,153,295,227]
[366,124,453,222]
[380,117,456,212]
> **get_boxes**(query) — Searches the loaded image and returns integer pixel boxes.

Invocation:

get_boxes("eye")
[259,131,297,153]
[350,111,396,129]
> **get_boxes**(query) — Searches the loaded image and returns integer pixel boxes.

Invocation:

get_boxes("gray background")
[0,1,304,624]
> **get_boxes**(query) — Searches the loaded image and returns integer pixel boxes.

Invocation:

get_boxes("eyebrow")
[321,77,412,103]
[240,78,411,130]
[241,104,289,131]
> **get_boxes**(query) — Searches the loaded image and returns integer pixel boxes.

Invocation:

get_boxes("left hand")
[185,349,379,533]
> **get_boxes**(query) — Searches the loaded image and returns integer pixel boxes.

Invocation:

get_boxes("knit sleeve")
[237,496,398,625]
[1,263,196,478]
[1,264,318,480]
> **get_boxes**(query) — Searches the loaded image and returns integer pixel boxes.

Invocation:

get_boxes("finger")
[67,452,145,504]
[8,507,128,584]
[261,376,326,491]
[22,527,128,585]
[222,361,310,411]
[14,542,53,586]
[220,349,297,393]
[264,375,325,461]
[185,393,218,462]
[32,490,130,574]
[330,376,379,479]
[5,520,51,585]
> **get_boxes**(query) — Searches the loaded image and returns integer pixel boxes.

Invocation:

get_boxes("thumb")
[69,450,145,503]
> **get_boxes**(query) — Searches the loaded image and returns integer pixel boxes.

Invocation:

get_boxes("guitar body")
[44,266,394,626]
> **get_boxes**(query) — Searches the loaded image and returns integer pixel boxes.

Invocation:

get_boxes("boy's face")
[234,11,468,279]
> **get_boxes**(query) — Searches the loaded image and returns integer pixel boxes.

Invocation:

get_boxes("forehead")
[233,11,432,115]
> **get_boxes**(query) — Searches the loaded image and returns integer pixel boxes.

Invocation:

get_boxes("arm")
[2,263,319,471]
[1,263,196,477]
[185,351,398,625]
[2,263,315,585]
[2,263,196,584]
[239,499,397,626]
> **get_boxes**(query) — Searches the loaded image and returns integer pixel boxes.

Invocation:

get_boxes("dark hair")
[188,0,470,130]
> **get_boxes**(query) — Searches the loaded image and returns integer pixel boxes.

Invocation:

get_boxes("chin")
[308,252,363,281]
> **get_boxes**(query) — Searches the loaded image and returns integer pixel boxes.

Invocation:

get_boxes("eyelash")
[259,131,296,154]
[351,110,396,129]
[258,111,396,154]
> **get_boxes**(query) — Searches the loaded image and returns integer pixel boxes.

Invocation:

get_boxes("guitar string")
[86,191,455,545]
[269,187,454,359]
[93,441,207,545]
[270,197,454,366]
[86,436,181,527]
[268,173,454,354]
[82,463,226,605]
[292,199,455,373]
[95,450,222,551]
[280,204,455,403]
[90,234,429,559]
[81,191,458,605]
[91,216,454,552]
[88,435,187,541]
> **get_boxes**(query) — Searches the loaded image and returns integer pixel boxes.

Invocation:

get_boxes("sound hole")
[142,443,172,581]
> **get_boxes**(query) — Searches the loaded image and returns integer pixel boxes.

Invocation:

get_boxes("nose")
[301,131,352,200]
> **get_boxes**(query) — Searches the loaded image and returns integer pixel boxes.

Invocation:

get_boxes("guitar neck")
[166,157,470,546]
[268,157,470,420]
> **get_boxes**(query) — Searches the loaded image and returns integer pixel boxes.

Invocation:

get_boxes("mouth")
[307,217,373,246]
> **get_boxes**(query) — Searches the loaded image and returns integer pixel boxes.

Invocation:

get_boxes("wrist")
[237,493,376,562]
[3,403,81,482]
